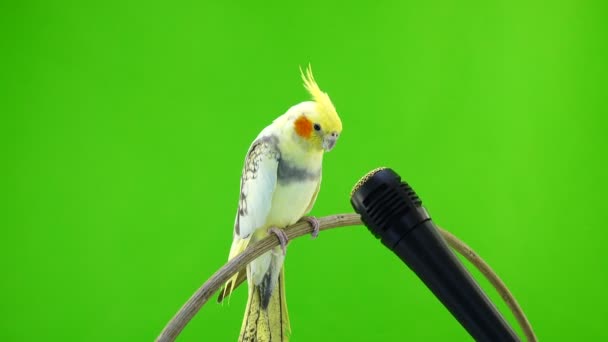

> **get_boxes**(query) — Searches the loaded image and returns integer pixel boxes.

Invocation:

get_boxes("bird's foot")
[268,227,289,255]
[300,216,321,239]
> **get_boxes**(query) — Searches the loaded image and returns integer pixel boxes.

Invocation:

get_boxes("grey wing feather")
[235,136,281,238]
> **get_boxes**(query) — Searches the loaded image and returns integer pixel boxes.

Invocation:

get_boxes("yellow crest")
[300,65,343,132]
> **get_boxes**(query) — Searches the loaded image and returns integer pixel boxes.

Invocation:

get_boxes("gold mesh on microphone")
[350,167,388,197]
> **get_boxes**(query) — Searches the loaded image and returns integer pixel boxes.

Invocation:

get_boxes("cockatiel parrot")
[219,66,342,342]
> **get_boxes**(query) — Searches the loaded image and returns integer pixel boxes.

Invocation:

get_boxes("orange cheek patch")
[294,115,313,138]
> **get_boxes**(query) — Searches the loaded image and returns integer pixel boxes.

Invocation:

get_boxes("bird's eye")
[313,123,321,131]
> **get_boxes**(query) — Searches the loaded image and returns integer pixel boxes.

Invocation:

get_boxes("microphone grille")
[351,167,388,197]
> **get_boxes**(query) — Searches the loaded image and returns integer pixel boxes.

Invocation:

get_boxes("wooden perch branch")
[156,213,536,342]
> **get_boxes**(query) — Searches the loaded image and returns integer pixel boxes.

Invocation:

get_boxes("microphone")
[350,168,519,342]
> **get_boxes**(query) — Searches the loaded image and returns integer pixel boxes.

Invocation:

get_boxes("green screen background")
[2,1,607,341]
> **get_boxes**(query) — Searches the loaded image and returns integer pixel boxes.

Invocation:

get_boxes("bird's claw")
[268,227,289,255]
[301,216,321,239]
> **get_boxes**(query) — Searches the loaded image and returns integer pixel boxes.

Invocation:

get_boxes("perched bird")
[219,66,342,341]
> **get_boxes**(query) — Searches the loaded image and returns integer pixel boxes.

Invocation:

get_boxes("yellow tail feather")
[222,237,251,301]
[239,267,290,342]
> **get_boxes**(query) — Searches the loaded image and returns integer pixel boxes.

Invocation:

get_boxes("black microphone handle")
[394,218,518,342]
[350,168,519,341]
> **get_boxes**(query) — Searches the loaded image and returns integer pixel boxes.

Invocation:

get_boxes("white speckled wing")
[235,136,280,239]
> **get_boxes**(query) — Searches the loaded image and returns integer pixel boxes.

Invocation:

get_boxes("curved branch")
[441,229,537,342]
[156,213,535,342]
[156,214,360,342]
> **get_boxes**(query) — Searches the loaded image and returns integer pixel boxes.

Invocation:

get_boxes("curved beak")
[323,131,339,152]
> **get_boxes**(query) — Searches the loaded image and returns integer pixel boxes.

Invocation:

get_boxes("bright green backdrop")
[2,1,607,341]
